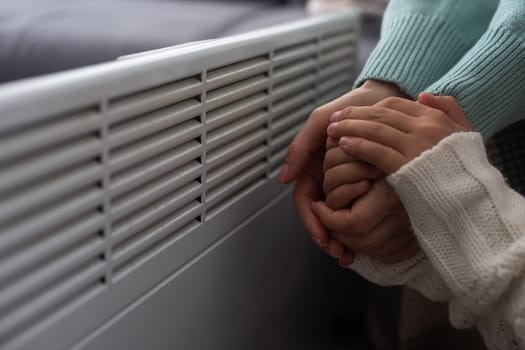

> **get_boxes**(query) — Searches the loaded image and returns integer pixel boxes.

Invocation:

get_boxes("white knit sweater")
[350,132,525,350]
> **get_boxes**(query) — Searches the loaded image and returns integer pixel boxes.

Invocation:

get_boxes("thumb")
[418,92,473,131]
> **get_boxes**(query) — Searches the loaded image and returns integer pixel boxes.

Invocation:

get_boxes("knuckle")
[378,96,402,108]
[310,106,325,119]
[416,120,441,135]
[344,211,368,234]
[342,106,352,115]
[369,107,389,119]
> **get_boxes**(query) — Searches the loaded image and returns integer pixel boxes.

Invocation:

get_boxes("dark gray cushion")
[0,0,305,82]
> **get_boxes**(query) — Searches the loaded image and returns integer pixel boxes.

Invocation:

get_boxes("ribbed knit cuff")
[354,15,470,98]
[427,28,525,138]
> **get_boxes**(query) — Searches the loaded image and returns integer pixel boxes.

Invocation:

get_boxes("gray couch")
[0,0,306,82]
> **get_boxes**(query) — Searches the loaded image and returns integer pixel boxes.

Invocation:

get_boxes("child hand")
[318,94,471,265]
[323,135,383,209]
[314,179,420,264]
[327,94,472,175]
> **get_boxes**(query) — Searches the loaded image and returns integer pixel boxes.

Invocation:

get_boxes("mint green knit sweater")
[356,0,525,138]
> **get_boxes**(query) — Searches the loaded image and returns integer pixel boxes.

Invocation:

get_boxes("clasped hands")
[278,80,472,267]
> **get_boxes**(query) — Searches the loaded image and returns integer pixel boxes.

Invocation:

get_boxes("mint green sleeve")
[427,0,525,138]
[355,0,498,98]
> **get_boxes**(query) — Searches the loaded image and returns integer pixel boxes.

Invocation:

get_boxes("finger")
[325,180,371,209]
[323,147,358,172]
[324,161,382,194]
[375,96,432,118]
[293,174,328,247]
[327,119,409,155]
[339,137,406,174]
[418,93,473,131]
[313,201,353,235]
[278,92,361,184]
[333,105,414,133]
[325,239,345,258]
[325,136,339,150]
[338,251,356,267]
[349,179,402,233]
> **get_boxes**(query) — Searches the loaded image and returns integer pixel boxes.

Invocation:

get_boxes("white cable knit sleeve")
[387,132,525,350]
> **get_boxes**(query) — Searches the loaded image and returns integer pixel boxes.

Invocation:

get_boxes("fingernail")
[339,136,351,148]
[339,259,351,268]
[277,164,289,184]
[327,123,337,136]
[330,111,341,122]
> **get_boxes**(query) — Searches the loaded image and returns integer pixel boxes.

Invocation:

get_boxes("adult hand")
[277,79,409,259]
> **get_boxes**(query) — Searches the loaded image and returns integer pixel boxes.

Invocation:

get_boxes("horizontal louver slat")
[0,188,103,257]
[109,99,202,149]
[0,237,103,313]
[206,164,266,217]
[206,129,267,169]
[110,140,202,197]
[113,201,201,273]
[0,212,103,287]
[207,57,270,91]
[206,93,269,131]
[319,60,354,81]
[0,262,105,343]
[207,146,267,188]
[206,76,269,111]
[0,162,102,225]
[272,90,316,119]
[273,74,317,102]
[0,110,99,165]
[111,161,202,221]
[206,162,266,211]
[271,104,312,136]
[272,58,317,85]
[109,119,202,173]
[320,32,356,52]
[112,181,202,245]
[269,147,287,170]
[319,46,354,66]
[0,137,101,195]
[107,78,203,124]
[274,42,317,66]
[207,111,268,150]
[318,71,353,96]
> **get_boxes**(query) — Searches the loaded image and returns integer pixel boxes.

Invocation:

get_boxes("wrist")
[361,79,411,100]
